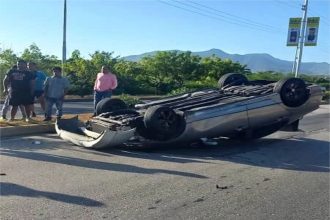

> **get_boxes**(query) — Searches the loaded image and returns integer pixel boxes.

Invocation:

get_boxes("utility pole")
[293,0,309,78]
[292,45,299,74]
[62,0,67,74]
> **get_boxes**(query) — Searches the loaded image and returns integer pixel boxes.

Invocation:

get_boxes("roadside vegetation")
[1,43,329,101]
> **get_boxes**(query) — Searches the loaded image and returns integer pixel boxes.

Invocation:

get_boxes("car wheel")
[218,73,248,89]
[274,78,309,107]
[96,98,128,115]
[144,106,185,140]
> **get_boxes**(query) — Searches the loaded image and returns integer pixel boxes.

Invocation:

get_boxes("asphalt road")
[1,105,329,220]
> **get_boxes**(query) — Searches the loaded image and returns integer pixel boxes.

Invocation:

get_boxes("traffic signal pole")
[294,0,309,78]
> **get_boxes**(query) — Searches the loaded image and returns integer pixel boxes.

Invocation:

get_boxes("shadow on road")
[1,133,329,173]
[0,149,207,179]
[0,182,104,207]
[108,136,330,173]
[0,135,211,164]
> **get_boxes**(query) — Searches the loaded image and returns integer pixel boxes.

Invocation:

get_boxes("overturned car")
[56,73,323,149]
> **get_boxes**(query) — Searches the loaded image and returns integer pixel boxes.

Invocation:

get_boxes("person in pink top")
[93,66,118,115]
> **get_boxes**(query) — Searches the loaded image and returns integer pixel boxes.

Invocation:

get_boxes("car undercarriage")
[56,73,323,149]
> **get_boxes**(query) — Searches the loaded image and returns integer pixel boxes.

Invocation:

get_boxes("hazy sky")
[1,0,329,63]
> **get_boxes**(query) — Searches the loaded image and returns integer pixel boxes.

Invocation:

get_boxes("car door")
[247,93,289,129]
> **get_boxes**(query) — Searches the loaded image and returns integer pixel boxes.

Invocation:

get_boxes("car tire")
[96,98,128,115]
[218,73,248,89]
[144,105,185,140]
[274,78,309,107]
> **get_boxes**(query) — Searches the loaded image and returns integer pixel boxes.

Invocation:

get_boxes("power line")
[308,2,330,21]
[172,0,283,32]
[274,0,300,9]
[308,8,330,26]
[275,0,330,26]
[186,0,282,32]
[159,0,270,32]
[317,47,330,55]
[158,0,284,34]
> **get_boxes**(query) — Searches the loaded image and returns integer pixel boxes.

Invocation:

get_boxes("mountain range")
[123,48,330,75]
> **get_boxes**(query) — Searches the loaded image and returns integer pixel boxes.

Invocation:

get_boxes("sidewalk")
[0,95,161,138]
[0,123,55,137]
[0,114,92,138]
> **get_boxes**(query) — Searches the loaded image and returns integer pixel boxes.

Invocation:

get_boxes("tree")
[200,56,250,80]
[20,43,60,75]
[114,60,150,94]
[21,43,44,62]
[65,50,94,96]
[2,43,327,98]
[140,51,202,94]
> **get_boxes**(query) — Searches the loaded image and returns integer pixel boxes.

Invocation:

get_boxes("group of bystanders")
[1,60,70,122]
[1,62,117,122]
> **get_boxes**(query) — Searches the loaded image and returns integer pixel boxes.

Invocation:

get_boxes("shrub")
[169,78,217,95]
[323,91,330,102]
[118,94,143,108]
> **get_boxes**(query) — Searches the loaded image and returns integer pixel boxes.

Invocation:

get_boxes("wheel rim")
[282,80,307,106]
[157,109,177,131]
[284,82,301,101]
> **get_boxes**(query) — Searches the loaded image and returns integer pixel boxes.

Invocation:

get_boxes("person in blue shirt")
[28,62,46,117]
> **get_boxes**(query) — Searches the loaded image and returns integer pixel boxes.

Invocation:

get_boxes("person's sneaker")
[7,118,14,122]
[26,117,38,123]
[43,117,52,122]
[32,112,37,117]
[0,116,6,120]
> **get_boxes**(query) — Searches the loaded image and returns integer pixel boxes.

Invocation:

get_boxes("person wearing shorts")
[1,65,27,120]
[3,60,35,122]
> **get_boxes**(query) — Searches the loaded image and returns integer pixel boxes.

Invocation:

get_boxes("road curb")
[0,124,55,138]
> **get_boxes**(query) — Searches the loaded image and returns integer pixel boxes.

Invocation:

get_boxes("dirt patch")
[0,113,93,128]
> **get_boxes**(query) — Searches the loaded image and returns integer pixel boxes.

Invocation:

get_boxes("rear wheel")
[143,106,185,141]
[96,98,127,115]
[218,73,248,89]
[274,78,309,107]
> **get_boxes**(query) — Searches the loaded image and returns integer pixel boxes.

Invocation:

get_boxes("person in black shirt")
[3,60,35,121]
[1,65,27,120]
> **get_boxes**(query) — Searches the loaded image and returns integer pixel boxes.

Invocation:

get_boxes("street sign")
[287,18,302,46]
[305,17,320,46]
